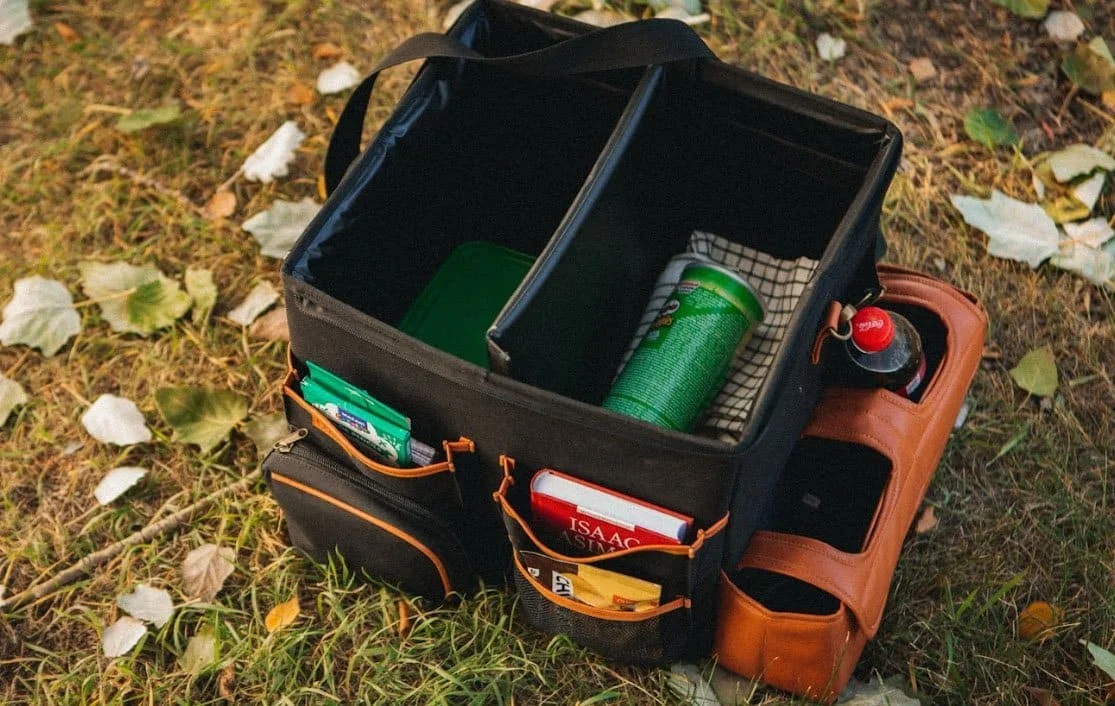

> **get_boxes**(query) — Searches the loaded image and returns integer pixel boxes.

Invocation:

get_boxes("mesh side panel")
[618,231,819,442]
[513,567,691,666]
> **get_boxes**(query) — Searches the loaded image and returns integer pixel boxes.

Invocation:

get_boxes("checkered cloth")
[618,231,819,442]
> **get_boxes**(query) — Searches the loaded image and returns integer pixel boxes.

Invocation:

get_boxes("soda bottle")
[841,306,926,397]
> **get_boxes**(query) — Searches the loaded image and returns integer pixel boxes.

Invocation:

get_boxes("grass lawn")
[1,0,1114,704]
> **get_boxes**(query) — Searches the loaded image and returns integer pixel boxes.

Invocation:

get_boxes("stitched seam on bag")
[271,472,453,595]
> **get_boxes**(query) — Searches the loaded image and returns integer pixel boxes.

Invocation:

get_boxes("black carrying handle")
[324,18,715,194]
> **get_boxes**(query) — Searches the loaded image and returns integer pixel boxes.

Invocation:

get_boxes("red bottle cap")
[850,306,895,353]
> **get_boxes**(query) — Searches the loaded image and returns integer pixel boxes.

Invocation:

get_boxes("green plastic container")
[398,242,535,368]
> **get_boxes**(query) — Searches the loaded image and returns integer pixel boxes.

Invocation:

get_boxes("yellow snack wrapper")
[518,550,662,612]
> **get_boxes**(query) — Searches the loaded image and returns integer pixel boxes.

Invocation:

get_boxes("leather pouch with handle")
[712,265,988,701]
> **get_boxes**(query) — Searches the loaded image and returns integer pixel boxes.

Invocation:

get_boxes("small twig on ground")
[1056,85,1079,124]
[214,167,244,195]
[81,156,206,217]
[0,470,260,613]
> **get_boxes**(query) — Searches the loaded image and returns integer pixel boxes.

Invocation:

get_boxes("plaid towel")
[618,231,819,441]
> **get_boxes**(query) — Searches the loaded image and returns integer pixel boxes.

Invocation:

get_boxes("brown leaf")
[909,57,937,83]
[1024,686,1061,706]
[248,307,289,342]
[182,543,235,602]
[217,664,235,700]
[265,596,300,633]
[1018,601,1062,642]
[286,82,315,106]
[312,42,343,61]
[915,505,939,534]
[54,22,80,44]
[202,190,237,221]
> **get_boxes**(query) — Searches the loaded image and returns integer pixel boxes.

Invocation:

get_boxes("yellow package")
[519,550,662,612]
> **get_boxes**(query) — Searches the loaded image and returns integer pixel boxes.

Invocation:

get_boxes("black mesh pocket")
[494,467,726,663]
[512,552,693,665]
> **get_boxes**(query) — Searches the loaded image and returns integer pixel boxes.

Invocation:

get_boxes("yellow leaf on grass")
[312,42,343,61]
[203,190,237,220]
[915,505,939,534]
[265,596,300,633]
[1019,600,1062,642]
[54,22,80,44]
[286,83,315,106]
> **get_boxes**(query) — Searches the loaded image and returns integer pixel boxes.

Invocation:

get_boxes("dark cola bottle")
[842,306,926,398]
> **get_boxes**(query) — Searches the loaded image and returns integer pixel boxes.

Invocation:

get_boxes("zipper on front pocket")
[275,428,309,453]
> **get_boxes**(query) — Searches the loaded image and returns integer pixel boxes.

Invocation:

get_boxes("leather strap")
[325,18,715,193]
[810,301,843,365]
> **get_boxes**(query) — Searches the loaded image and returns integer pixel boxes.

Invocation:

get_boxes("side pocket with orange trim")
[263,438,476,601]
[495,456,727,665]
[282,369,473,512]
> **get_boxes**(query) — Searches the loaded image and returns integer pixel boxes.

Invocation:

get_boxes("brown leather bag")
[712,266,987,701]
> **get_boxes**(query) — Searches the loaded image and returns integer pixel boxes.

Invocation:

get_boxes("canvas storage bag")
[263,0,902,665]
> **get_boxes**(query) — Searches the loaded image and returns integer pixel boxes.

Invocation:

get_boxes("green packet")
[301,362,436,467]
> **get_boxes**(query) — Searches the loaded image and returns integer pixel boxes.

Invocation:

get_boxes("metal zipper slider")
[274,428,308,453]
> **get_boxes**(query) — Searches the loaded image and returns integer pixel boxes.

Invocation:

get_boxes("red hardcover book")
[529,469,694,556]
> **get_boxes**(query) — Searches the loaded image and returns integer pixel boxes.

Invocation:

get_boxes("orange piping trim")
[283,383,461,479]
[512,551,689,621]
[271,472,453,596]
[496,487,728,562]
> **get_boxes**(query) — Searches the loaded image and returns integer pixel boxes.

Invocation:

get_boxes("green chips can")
[603,262,765,432]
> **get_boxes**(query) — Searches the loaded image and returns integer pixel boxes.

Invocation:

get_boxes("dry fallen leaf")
[286,82,315,106]
[915,505,939,534]
[180,626,218,673]
[53,21,79,43]
[248,306,289,341]
[265,596,300,633]
[0,0,33,46]
[242,121,305,184]
[182,543,235,601]
[311,41,343,60]
[0,276,82,356]
[0,374,28,428]
[102,616,148,658]
[116,584,175,628]
[227,283,279,327]
[202,190,236,221]
[909,57,937,83]
[93,466,148,505]
[217,664,235,700]
[1023,686,1061,706]
[317,61,361,95]
[81,394,152,446]
[1019,600,1062,642]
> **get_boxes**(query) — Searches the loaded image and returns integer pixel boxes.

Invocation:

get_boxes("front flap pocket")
[264,442,475,601]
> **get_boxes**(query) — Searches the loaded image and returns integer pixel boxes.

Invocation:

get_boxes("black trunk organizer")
[263,0,902,664]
